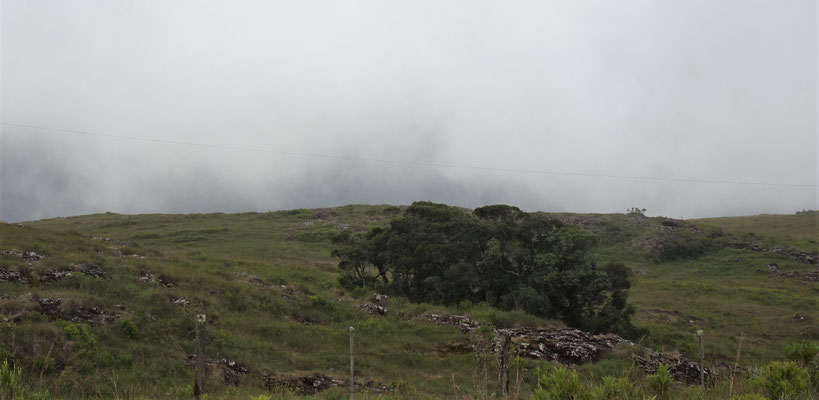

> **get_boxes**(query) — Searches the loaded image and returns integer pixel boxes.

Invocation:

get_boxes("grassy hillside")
[691,211,818,252]
[1,206,817,399]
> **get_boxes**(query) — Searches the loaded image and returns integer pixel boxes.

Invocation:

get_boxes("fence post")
[697,330,704,388]
[194,314,206,399]
[729,333,746,399]
[497,332,511,400]
[349,326,355,400]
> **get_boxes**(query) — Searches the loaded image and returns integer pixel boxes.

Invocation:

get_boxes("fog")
[1,0,816,222]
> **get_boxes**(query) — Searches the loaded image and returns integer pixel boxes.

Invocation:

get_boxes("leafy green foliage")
[589,376,632,400]
[782,341,818,367]
[752,361,810,400]
[0,360,22,399]
[647,363,672,400]
[333,202,638,336]
[60,322,97,351]
[650,231,715,261]
[117,318,140,339]
[533,365,587,400]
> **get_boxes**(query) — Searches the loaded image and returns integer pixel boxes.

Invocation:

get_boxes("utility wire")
[3,121,816,188]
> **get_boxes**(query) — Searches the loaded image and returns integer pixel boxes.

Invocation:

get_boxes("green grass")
[691,211,818,252]
[0,206,816,399]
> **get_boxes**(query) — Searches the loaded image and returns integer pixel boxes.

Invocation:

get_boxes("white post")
[349,326,355,400]
[195,314,207,399]
[697,330,705,388]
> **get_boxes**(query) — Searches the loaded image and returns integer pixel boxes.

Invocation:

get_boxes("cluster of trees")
[332,202,639,336]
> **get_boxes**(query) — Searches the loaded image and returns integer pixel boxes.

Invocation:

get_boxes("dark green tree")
[333,202,639,336]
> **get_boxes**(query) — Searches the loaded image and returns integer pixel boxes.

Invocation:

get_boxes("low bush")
[59,322,97,351]
[0,359,22,399]
[647,363,672,400]
[589,376,631,400]
[533,365,586,400]
[752,361,810,400]
[118,318,140,339]
[782,341,818,366]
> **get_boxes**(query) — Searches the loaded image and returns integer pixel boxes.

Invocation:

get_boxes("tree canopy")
[332,202,639,336]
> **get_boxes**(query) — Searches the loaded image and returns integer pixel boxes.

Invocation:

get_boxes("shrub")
[647,363,672,400]
[333,202,639,335]
[533,365,587,400]
[589,376,632,400]
[0,359,22,399]
[782,341,818,366]
[33,354,56,375]
[28,390,52,400]
[224,289,249,312]
[61,322,97,351]
[651,232,714,261]
[118,318,140,339]
[752,361,810,400]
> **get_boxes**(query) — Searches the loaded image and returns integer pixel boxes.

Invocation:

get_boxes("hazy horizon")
[2,1,817,222]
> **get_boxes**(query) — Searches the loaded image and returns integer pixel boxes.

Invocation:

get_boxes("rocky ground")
[424,313,715,384]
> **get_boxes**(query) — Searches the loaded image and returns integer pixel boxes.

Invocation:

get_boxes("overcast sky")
[1,0,816,222]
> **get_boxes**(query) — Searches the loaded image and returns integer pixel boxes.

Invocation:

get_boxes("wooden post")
[349,326,355,400]
[729,333,746,399]
[497,332,511,400]
[697,330,704,388]
[194,314,206,399]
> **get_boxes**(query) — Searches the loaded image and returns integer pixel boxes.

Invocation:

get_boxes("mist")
[1,0,816,222]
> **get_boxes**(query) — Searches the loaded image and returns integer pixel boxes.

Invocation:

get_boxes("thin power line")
[3,121,816,188]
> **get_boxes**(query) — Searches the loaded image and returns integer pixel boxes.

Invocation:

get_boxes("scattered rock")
[358,303,387,316]
[657,219,680,232]
[106,247,146,259]
[185,355,249,386]
[38,269,75,283]
[70,263,106,278]
[1,249,46,262]
[276,284,303,301]
[261,372,342,394]
[504,327,630,364]
[136,272,175,287]
[372,293,389,303]
[235,272,269,287]
[728,242,818,265]
[172,298,191,307]
[87,236,127,246]
[423,314,486,332]
[773,269,819,283]
[36,298,119,325]
[632,349,715,384]
[22,251,47,262]
[260,372,386,395]
[424,313,708,383]
[661,219,679,227]
[1,263,105,284]
[0,268,28,284]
